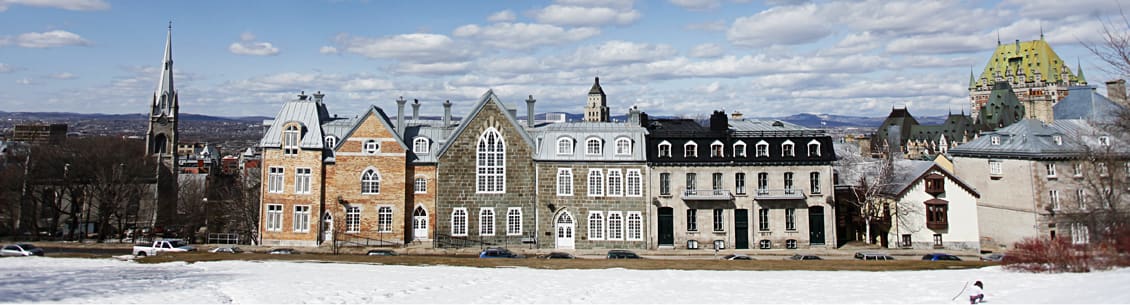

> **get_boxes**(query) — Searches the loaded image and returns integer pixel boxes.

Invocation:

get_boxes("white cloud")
[319,46,338,54]
[688,43,723,58]
[48,72,76,79]
[556,0,635,10]
[533,4,641,27]
[487,10,516,22]
[727,4,831,47]
[701,81,722,93]
[341,78,394,92]
[1002,0,1124,20]
[229,32,280,56]
[885,33,989,55]
[0,0,109,12]
[452,22,600,50]
[819,31,880,56]
[4,30,90,48]
[685,20,727,31]
[333,33,470,62]
[394,61,471,75]
[0,63,14,73]
[830,1,995,37]
[562,40,677,68]
[16,77,31,85]
[669,0,719,10]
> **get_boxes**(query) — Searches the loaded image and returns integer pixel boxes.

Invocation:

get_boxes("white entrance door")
[556,212,575,249]
[322,212,333,244]
[413,206,428,240]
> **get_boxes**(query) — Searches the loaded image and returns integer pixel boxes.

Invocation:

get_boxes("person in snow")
[969,280,984,304]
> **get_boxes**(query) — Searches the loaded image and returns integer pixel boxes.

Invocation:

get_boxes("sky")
[0,0,1128,119]
[3,257,1130,303]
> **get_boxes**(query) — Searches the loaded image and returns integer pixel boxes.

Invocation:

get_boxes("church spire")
[154,21,176,117]
[1076,58,1087,84]
[969,66,976,89]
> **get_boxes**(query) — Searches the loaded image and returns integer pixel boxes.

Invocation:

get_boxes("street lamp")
[202,197,208,244]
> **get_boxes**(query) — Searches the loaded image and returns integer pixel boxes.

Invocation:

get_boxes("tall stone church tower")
[146,23,178,167]
[584,77,610,122]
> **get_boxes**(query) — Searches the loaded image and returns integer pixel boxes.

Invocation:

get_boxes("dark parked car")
[1,244,44,257]
[210,246,243,254]
[606,249,641,259]
[544,252,575,259]
[722,253,753,260]
[366,249,398,256]
[479,247,521,258]
[922,253,962,261]
[268,248,296,255]
[980,253,1005,262]
[854,252,895,260]
[788,254,823,260]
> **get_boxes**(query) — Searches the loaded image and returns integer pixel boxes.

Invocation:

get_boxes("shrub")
[1003,237,1092,273]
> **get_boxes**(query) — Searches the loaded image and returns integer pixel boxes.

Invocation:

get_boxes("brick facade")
[260,140,325,247]
[325,111,409,246]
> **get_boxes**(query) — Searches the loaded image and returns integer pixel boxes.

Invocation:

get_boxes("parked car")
[854,252,895,260]
[1,244,44,257]
[922,253,962,261]
[268,248,296,255]
[980,253,1006,262]
[209,246,243,254]
[133,239,195,257]
[722,253,753,260]
[788,254,823,260]
[366,249,398,256]
[606,249,642,259]
[543,252,575,259]
[479,247,521,258]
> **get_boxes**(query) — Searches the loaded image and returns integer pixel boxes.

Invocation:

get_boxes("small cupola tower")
[584,77,610,122]
[145,22,179,168]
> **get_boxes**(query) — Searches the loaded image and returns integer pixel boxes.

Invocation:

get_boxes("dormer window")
[324,136,337,149]
[684,141,698,158]
[734,141,747,157]
[1099,136,1110,146]
[755,141,769,157]
[991,136,1000,145]
[782,140,795,157]
[924,173,944,195]
[364,140,380,154]
[710,141,724,158]
[1053,135,1062,145]
[615,137,631,155]
[413,137,429,154]
[586,138,602,155]
[283,125,300,155]
[807,140,821,157]
[557,137,574,155]
[658,141,671,158]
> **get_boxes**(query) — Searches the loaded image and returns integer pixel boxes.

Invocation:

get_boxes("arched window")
[283,125,300,155]
[626,212,642,240]
[755,140,769,157]
[658,141,672,158]
[557,168,573,196]
[414,177,427,194]
[413,137,429,154]
[477,128,505,193]
[507,208,522,236]
[324,136,337,149]
[607,169,623,196]
[684,141,698,158]
[626,169,642,196]
[377,206,393,233]
[807,139,821,157]
[588,212,604,240]
[588,169,604,196]
[361,169,380,194]
[734,141,747,157]
[451,208,467,236]
[586,138,602,155]
[607,212,624,240]
[557,137,574,155]
[782,140,795,157]
[615,137,632,155]
[480,208,495,236]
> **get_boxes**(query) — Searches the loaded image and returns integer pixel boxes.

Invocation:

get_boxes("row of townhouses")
[257,78,838,251]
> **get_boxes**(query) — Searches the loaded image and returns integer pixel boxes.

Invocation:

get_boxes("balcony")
[682,189,734,201]
[754,189,806,200]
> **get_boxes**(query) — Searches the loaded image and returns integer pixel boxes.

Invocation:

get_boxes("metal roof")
[1054,86,1126,123]
[404,124,454,164]
[259,97,333,149]
[949,119,1128,159]
[436,90,536,158]
[531,122,648,161]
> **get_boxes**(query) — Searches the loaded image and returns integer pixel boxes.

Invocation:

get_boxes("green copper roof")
[973,39,1084,89]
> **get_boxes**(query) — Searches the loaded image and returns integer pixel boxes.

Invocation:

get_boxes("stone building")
[969,35,1087,124]
[645,111,837,251]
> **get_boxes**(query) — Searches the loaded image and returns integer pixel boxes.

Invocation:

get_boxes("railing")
[432,233,536,249]
[682,189,734,201]
[336,233,400,247]
[754,189,806,200]
[206,233,241,245]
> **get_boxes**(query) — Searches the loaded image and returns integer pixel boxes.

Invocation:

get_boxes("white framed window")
[413,137,429,154]
[712,173,723,190]
[1053,135,1062,145]
[346,206,361,233]
[991,136,1000,145]
[615,137,632,155]
[361,169,380,194]
[684,141,698,158]
[758,208,769,231]
[588,169,604,196]
[364,140,380,154]
[1099,136,1110,146]
[1077,189,1087,209]
[712,209,724,232]
[659,173,671,195]
[479,208,495,236]
[755,140,769,157]
[757,172,768,195]
[807,139,821,157]
[268,167,284,193]
[1046,163,1057,178]
[1098,162,1109,176]
[710,141,724,158]
[686,173,697,191]
[295,168,312,194]
[557,137,574,155]
[507,207,522,236]
[607,169,623,196]
[557,168,573,196]
[266,204,283,232]
[687,209,698,231]
[1126,162,1130,177]
[782,140,795,157]
[785,208,796,231]
[658,141,672,158]
[735,173,746,195]
[784,172,795,194]
[477,128,506,193]
[1074,162,1083,177]
[588,212,604,240]
[1071,223,1090,245]
[810,172,821,194]
[324,136,337,149]
[414,177,427,194]
[607,212,624,240]
[586,138,602,155]
[283,125,300,155]
[626,169,642,197]
[989,160,1002,175]
[626,212,642,241]
[293,205,310,233]
[1050,190,1060,210]
[451,208,467,236]
[378,206,393,233]
[734,141,747,157]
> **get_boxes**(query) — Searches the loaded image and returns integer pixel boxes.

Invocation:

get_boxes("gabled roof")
[436,90,535,158]
[884,160,979,199]
[334,105,408,151]
[1054,86,1127,123]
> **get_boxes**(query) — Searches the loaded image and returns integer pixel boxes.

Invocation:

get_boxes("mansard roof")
[435,90,535,158]
[1054,86,1126,123]
[645,117,835,165]
[949,119,1129,159]
[259,94,335,149]
[974,38,1084,88]
[531,122,648,161]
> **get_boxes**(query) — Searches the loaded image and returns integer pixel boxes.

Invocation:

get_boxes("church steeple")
[584,77,610,122]
[146,22,179,164]
[154,22,176,117]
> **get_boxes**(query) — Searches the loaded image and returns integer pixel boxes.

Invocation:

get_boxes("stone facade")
[535,162,648,250]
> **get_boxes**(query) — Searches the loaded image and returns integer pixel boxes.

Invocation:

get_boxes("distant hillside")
[0,111,271,123]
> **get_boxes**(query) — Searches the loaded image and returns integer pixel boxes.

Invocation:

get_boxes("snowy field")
[0,257,1128,304]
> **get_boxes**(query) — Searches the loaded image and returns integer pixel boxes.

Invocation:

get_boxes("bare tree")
[835,142,898,245]
[211,168,260,245]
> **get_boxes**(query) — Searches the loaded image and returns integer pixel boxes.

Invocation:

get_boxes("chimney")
[443,100,452,127]
[509,108,518,119]
[1106,79,1127,106]
[298,91,308,100]
[396,96,407,135]
[312,91,325,103]
[709,110,728,131]
[525,95,536,128]
[412,99,421,122]
[730,111,743,120]
[628,106,640,125]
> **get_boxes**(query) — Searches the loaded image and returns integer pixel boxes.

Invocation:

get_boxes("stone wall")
[535,162,649,250]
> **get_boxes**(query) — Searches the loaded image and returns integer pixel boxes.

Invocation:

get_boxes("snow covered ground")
[0,257,1127,304]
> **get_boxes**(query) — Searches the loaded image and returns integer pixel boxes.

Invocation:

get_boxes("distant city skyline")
[0,0,1126,118]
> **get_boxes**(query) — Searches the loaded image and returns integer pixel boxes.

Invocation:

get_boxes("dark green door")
[809,206,825,245]
[658,207,674,246]
[735,209,749,249]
